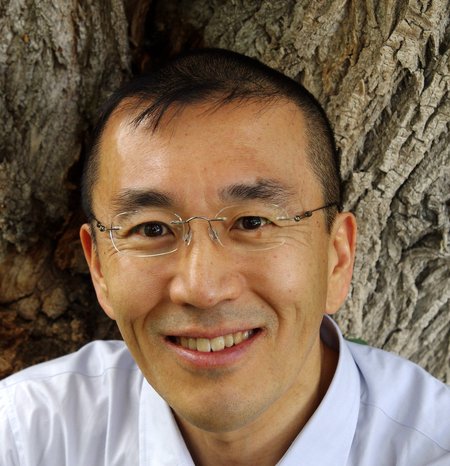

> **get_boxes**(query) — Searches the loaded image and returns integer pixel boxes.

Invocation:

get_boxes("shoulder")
[1,340,136,387]
[0,340,142,466]
[0,339,142,416]
[347,341,450,464]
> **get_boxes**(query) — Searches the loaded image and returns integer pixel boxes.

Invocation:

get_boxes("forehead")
[94,99,321,213]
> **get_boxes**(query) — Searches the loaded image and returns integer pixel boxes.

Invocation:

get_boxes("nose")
[168,222,245,309]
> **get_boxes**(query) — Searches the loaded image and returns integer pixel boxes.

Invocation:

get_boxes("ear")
[325,212,357,315]
[80,223,116,320]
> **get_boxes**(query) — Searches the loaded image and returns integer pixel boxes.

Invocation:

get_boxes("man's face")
[81,99,355,433]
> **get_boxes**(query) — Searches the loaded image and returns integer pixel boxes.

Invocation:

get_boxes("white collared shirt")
[1,317,449,465]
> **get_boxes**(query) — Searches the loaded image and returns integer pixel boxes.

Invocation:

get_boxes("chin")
[173,394,268,433]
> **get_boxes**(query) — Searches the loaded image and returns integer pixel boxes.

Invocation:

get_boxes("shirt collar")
[277,316,361,465]
[139,381,195,466]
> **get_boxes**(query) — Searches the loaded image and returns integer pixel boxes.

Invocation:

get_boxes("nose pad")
[207,222,220,242]
[183,227,193,246]
[182,218,223,247]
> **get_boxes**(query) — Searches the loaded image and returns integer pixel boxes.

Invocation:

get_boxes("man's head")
[82,48,342,232]
[80,49,356,436]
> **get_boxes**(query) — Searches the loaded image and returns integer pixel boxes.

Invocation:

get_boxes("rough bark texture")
[0,0,129,377]
[1,0,449,382]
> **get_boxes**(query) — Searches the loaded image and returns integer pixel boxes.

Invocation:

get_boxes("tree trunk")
[0,0,130,377]
[1,0,448,383]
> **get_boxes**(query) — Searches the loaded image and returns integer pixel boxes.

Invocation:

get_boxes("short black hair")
[82,48,342,229]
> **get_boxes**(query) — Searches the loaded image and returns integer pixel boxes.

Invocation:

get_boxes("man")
[1,49,449,465]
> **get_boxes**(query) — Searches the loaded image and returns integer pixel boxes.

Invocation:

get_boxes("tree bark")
[0,0,130,377]
[1,0,448,383]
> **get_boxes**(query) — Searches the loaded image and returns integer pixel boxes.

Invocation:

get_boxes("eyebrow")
[219,179,296,205]
[111,189,174,215]
[110,179,295,215]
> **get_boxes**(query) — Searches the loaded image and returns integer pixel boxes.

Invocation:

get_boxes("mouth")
[168,329,259,353]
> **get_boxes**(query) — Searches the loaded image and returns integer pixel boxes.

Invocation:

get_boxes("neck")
[176,339,338,466]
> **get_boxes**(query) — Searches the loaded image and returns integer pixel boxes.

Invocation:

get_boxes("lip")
[164,327,262,369]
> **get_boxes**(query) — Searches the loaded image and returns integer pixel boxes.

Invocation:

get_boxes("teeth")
[196,338,211,352]
[188,338,197,350]
[210,336,225,352]
[234,332,243,344]
[177,330,255,352]
[224,334,234,348]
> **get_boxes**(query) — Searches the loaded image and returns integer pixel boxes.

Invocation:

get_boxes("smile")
[171,329,257,353]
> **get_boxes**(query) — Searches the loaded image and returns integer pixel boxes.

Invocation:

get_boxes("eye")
[131,222,171,238]
[234,216,272,230]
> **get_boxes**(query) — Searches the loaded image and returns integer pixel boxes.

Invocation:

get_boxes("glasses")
[94,202,339,258]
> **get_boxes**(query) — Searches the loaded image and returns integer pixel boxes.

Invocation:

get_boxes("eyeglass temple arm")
[93,218,120,233]
[281,202,342,223]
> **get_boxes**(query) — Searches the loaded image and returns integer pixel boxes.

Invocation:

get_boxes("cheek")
[250,246,329,314]
[102,258,168,321]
